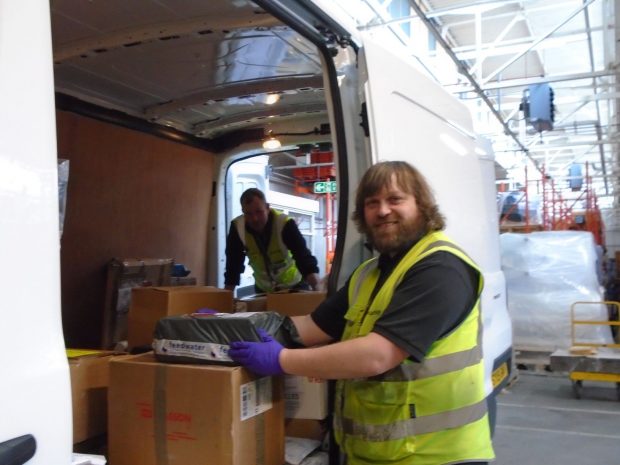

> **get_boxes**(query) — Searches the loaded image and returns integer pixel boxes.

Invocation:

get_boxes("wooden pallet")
[514,346,554,374]
[499,222,544,234]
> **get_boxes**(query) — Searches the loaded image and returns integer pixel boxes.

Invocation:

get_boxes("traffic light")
[522,83,554,132]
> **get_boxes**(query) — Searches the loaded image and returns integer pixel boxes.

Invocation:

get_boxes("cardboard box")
[266,291,326,317]
[235,294,267,312]
[68,349,118,443]
[108,353,285,465]
[285,375,328,420]
[128,286,233,349]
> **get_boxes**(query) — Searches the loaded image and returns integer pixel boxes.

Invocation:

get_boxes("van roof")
[52,0,331,149]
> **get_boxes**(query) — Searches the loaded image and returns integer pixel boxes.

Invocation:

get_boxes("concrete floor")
[493,371,620,465]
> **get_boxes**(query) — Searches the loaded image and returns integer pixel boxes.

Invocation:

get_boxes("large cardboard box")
[266,291,326,317]
[68,349,118,444]
[128,286,233,349]
[108,353,285,465]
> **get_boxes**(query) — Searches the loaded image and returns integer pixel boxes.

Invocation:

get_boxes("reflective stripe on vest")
[233,209,301,291]
[337,398,488,440]
[373,344,482,382]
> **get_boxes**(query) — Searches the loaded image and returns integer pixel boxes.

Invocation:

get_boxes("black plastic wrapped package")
[153,311,302,365]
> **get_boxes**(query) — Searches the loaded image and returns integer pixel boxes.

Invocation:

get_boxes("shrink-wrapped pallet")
[500,231,613,350]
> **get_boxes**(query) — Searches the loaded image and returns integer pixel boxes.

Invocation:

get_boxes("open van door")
[355,30,513,412]
[0,2,72,464]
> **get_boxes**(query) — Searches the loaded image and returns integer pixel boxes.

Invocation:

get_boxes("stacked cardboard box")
[235,294,267,312]
[127,286,233,349]
[266,291,326,317]
[68,349,119,444]
[108,353,284,465]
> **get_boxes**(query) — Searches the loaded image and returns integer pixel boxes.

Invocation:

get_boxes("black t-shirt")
[311,250,479,362]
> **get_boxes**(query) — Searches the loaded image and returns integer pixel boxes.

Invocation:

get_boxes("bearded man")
[230,161,494,465]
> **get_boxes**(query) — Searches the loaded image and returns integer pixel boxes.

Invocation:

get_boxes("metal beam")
[468,12,524,77]
[452,27,602,56]
[406,0,535,166]
[455,33,596,61]
[446,70,615,92]
[519,139,620,150]
[433,1,586,26]
[425,0,541,17]
[582,0,609,194]
[481,0,598,85]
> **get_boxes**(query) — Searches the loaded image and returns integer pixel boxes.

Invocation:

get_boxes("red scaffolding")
[499,162,604,246]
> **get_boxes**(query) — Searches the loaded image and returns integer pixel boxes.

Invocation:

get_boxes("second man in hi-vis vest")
[224,188,320,294]
[229,161,494,465]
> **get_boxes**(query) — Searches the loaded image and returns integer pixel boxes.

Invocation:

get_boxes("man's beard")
[368,217,422,255]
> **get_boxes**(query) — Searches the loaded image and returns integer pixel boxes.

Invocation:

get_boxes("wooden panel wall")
[57,111,215,348]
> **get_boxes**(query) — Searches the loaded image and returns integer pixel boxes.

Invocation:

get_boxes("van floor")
[494,371,620,464]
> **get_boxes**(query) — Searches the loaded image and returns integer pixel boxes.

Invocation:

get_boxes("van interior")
[51,0,342,349]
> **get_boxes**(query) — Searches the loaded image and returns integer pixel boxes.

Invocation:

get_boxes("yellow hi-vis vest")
[334,231,494,465]
[234,209,302,292]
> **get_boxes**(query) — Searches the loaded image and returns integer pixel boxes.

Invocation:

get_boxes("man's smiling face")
[363,174,421,256]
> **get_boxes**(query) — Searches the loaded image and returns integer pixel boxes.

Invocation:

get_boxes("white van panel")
[480,271,513,391]
[0,1,72,463]
[359,32,489,267]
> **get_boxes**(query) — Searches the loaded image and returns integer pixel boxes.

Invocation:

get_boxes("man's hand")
[228,328,285,376]
[305,273,320,291]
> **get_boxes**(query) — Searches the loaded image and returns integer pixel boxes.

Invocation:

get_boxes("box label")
[240,377,272,421]
[153,338,231,362]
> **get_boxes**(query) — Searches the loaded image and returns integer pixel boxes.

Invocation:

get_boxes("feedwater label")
[240,377,272,421]
[152,338,231,362]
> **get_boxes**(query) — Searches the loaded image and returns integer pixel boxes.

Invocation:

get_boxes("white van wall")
[0,2,72,463]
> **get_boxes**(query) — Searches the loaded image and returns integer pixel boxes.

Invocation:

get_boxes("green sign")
[314,181,337,193]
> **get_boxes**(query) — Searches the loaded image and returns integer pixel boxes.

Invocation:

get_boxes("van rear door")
[0,2,72,465]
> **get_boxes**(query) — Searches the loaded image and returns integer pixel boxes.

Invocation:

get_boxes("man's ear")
[265,203,270,209]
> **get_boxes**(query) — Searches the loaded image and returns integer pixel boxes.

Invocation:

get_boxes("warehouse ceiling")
[345,0,618,207]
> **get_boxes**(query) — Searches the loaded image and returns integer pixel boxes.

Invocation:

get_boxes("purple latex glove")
[195,308,218,315]
[228,328,284,376]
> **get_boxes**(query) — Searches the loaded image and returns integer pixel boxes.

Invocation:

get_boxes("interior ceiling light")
[265,93,280,105]
[261,124,330,150]
[262,131,281,150]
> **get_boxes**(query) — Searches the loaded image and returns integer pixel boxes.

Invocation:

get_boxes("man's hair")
[352,161,445,234]
[240,187,267,206]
